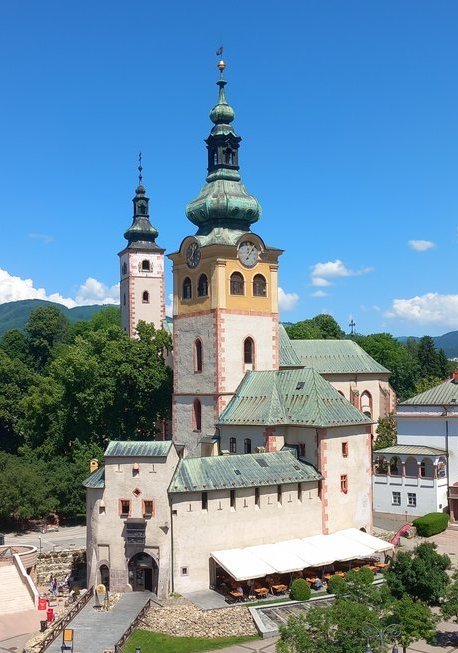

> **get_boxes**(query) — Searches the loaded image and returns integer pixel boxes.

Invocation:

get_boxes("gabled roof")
[82,466,105,489]
[168,450,322,493]
[287,339,390,375]
[104,440,173,458]
[278,324,302,367]
[217,368,373,427]
[400,379,458,406]
[373,444,446,457]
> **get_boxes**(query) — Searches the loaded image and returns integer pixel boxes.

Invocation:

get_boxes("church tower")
[119,159,165,337]
[169,60,283,456]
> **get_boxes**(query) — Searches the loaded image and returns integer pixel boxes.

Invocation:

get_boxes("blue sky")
[1,1,458,336]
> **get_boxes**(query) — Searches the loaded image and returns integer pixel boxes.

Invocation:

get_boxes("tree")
[285,314,345,340]
[441,572,458,624]
[0,452,56,520]
[386,596,438,653]
[355,334,420,401]
[0,328,30,364]
[385,542,451,606]
[374,413,397,450]
[0,351,38,453]
[417,336,442,379]
[414,376,443,396]
[25,306,69,370]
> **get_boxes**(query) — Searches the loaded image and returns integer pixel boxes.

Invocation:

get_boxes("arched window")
[183,277,192,300]
[360,391,372,418]
[139,203,146,215]
[193,399,202,432]
[389,457,400,475]
[197,274,208,297]
[122,262,127,275]
[244,337,254,365]
[405,457,417,477]
[253,274,267,297]
[142,291,149,303]
[229,437,237,453]
[225,149,233,165]
[244,438,251,454]
[420,458,434,478]
[230,272,244,295]
[141,259,150,271]
[123,294,126,306]
[194,339,203,372]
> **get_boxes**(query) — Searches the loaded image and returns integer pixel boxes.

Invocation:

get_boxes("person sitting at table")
[235,584,244,595]
[312,578,324,590]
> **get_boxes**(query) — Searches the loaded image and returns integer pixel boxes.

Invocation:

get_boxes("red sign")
[38,598,47,610]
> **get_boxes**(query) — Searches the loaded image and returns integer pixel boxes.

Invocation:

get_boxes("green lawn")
[122,630,260,653]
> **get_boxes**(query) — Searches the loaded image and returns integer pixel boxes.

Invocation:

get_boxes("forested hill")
[398,332,458,358]
[0,300,112,336]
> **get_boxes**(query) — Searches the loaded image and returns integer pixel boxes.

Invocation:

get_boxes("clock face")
[186,242,201,269]
[238,240,259,268]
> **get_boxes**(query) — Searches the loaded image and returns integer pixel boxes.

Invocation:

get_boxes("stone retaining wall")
[36,549,86,586]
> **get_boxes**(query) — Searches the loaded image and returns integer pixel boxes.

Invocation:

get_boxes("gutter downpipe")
[443,405,451,514]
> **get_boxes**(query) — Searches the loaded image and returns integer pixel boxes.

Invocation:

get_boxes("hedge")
[290,578,311,601]
[413,512,449,537]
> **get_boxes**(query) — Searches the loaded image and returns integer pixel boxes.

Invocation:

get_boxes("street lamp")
[363,623,400,653]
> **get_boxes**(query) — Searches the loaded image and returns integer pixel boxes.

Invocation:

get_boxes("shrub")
[326,574,347,595]
[290,578,311,601]
[413,512,449,537]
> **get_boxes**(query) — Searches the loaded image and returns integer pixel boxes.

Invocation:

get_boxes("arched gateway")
[128,552,158,592]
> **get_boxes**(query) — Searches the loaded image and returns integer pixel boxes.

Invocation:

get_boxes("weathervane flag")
[216,46,223,57]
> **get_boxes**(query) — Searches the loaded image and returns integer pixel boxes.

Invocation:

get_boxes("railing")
[114,598,153,653]
[26,586,94,653]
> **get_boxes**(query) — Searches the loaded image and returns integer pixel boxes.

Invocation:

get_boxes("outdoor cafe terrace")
[210,528,393,601]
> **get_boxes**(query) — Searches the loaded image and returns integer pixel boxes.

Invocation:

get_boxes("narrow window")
[340,475,348,494]
[123,294,126,306]
[183,277,192,300]
[141,259,150,271]
[298,483,303,502]
[244,337,254,364]
[244,438,251,454]
[181,567,188,576]
[392,492,401,506]
[119,500,130,517]
[122,262,127,275]
[408,492,417,507]
[230,489,236,509]
[193,399,202,431]
[342,442,348,458]
[229,437,237,454]
[253,274,267,297]
[298,443,306,458]
[194,339,203,372]
[139,203,147,215]
[197,273,208,297]
[213,150,218,165]
[360,391,372,418]
[255,487,260,507]
[201,492,208,511]
[277,485,282,504]
[143,500,154,516]
[230,272,244,295]
[142,290,149,303]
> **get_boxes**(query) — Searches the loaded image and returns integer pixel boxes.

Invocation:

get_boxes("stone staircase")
[0,563,36,614]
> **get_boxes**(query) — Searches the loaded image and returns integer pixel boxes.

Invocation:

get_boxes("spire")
[123,157,160,250]
[185,57,261,236]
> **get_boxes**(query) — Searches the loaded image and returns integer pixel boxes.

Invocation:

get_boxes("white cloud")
[29,233,54,245]
[310,259,373,286]
[74,278,119,305]
[278,287,299,311]
[311,290,328,297]
[386,292,458,326]
[408,239,436,252]
[165,293,173,317]
[0,268,119,309]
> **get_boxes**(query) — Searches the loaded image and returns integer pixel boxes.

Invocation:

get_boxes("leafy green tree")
[25,306,70,370]
[414,376,443,396]
[0,328,30,364]
[437,349,452,378]
[385,542,450,605]
[310,314,345,339]
[285,320,322,340]
[69,306,121,339]
[0,452,56,520]
[417,336,442,379]
[386,596,438,653]
[355,334,420,401]
[374,413,397,450]
[441,571,458,624]
[0,351,38,453]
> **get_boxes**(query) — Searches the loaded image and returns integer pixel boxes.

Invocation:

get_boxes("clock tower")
[119,161,165,337]
[169,60,282,456]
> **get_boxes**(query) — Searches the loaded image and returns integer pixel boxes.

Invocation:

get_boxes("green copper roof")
[124,183,161,251]
[82,466,105,489]
[104,440,172,457]
[400,379,458,406]
[185,69,261,236]
[289,339,390,375]
[168,451,322,493]
[373,445,446,456]
[279,324,302,367]
[217,368,373,427]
